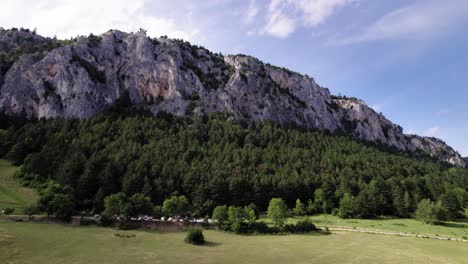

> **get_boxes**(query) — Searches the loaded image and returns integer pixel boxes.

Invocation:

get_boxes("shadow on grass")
[202,241,222,247]
[439,222,468,229]
[305,231,332,237]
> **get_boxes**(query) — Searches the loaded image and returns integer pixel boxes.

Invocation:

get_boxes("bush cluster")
[185,227,205,245]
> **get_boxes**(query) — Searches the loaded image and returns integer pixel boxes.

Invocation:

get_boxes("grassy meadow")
[0,159,467,263]
[1,221,468,264]
[0,160,37,214]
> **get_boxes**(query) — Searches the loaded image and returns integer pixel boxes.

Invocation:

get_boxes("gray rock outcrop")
[0,29,465,168]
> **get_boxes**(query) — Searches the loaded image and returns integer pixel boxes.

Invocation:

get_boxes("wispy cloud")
[245,0,259,25]
[262,0,296,38]
[327,0,468,46]
[423,126,441,137]
[254,0,356,38]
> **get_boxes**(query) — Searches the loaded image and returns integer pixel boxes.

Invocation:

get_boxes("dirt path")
[318,226,468,243]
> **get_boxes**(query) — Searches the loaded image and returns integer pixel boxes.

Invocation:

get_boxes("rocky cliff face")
[0,29,465,168]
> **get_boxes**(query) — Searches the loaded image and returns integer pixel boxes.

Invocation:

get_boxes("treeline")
[0,110,467,219]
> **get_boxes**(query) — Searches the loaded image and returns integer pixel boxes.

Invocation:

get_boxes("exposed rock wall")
[0,29,465,167]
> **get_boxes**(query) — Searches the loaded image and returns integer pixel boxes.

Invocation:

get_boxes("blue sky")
[1,0,467,155]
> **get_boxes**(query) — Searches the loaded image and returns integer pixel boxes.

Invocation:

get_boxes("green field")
[260,214,468,240]
[0,159,467,263]
[0,160,38,214]
[1,221,467,264]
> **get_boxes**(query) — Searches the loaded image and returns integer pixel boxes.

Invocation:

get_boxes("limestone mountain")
[0,28,465,168]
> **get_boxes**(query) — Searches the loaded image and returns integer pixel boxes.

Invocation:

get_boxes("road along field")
[1,221,467,264]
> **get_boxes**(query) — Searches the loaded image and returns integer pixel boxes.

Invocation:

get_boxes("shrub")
[294,219,318,233]
[70,55,106,84]
[99,214,114,227]
[2,207,15,215]
[185,227,205,245]
[282,224,296,233]
[250,221,270,234]
[87,33,102,48]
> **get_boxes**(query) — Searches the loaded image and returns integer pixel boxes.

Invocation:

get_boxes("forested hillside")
[1,109,467,218]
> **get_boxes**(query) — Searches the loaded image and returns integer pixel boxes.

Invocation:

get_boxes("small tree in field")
[228,206,243,233]
[267,198,288,228]
[337,193,356,218]
[24,205,39,220]
[244,204,257,225]
[293,199,306,216]
[415,199,445,225]
[212,205,229,229]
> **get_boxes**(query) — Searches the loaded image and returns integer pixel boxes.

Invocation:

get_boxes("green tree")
[306,199,315,215]
[93,188,105,213]
[439,190,463,220]
[337,193,356,218]
[228,206,244,233]
[24,205,39,220]
[50,193,74,220]
[354,187,377,218]
[312,189,325,214]
[293,198,306,216]
[152,205,163,218]
[403,191,413,214]
[162,195,190,217]
[102,192,129,218]
[212,205,229,229]
[415,199,443,225]
[37,181,74,220]
[128,193,153,216]
[267,198,288,228]
[244,204,257,225]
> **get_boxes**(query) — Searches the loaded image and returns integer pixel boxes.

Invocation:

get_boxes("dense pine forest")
[1,107,467,220]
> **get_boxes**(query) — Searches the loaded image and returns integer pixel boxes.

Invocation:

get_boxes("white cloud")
[245,0,259,24]
[258,0,355,38]
[263,0,296,38]
[0,0,199,41]
[292,0,354,27]
[423,126,441,137]
[327,0,468,46]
